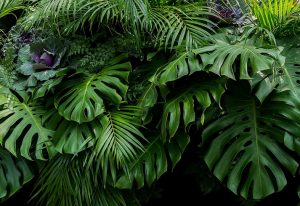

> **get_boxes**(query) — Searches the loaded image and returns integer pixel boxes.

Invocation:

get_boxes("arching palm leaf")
[0,88,54,160]
[0,148,33,200]
[33,154,126,206]
[202,89,299,199]
[90,106,145,184]
[116,132,189,189]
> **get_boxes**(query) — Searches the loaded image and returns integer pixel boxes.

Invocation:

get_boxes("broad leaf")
[0,148,33,200]
[202,89,299,199]
[55,61,131,123]
[156,51,203,84]
[116,132,190,189]
[277,36,300,102]
[161,80,225,141]
[194,34,281,80]
[0,88,54,160]
[42,109,102,154]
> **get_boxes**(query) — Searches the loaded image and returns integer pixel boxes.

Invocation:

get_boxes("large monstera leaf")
[0,148,33,200]
[55,61,131,123]
[42,110,102,154]
[116,132,190,189]
[161,80,225,141]
[0,88,54,160]
[202,89,299,199]
[193,34,281,80]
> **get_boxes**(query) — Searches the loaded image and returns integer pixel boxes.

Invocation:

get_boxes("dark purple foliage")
[40,52,54,66]
[31,51,55,67]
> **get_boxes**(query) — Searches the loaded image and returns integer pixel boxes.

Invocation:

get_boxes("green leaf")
[202,89,299,199]
[0,148,33,200]
[156,51,203,84]
[161,80,225,141]
[116,132,190,189]
[0,88,54,160]
[90,107,145,184]
[193,34,281,80]
[33,154,126,206]
[277,36,300,102]
[55,61,131,123]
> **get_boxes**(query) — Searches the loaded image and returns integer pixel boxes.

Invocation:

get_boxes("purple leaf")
[40,52,54,67]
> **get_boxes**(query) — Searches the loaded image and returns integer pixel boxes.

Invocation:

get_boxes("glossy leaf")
[193,34,281,80]
[55,61,131,123]
[203,89,299,199]
[0,88,54,160]
[161,80,225,141]
[156,51,203,84]
[0,148,33,199]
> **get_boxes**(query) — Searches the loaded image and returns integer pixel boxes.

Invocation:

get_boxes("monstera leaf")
[193,34,281,80]
[116,132,190,189]
[202,88,299,199]
[55,61,131,123]
[155,51,203,84]
[0,88,54,160]
[42,109,102,154]
[161,79,225,141]
[0,148,33,200]
[277,36,300,102]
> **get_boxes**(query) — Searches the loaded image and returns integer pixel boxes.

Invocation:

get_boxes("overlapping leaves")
[161,79,225,141]
[116,132,190,189]
[0,88,54,160]
[55,59,131,123]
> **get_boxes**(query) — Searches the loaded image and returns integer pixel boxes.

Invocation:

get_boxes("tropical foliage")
[0,0,299,205]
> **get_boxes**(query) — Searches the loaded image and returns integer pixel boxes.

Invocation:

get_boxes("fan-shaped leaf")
[55,61,131,123]
[162,80,225,141]
[0,88,54,160]
[33,154,126,206]
[116,132,190,189]
[0,148,33,200]
[90,107,145,184]
[202,89,299,199]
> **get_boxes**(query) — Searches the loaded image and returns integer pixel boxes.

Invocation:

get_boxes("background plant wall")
[0,0,299,205]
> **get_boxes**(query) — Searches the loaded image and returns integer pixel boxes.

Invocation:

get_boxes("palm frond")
[90,106,145,184]
[32,154,126,206]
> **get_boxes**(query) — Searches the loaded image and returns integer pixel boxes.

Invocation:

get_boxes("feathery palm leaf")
[33,154,126,206]
[90,106,145,184]
[116,132,190,189]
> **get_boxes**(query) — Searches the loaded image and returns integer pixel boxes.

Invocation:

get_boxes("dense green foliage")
[0,0,299,205]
